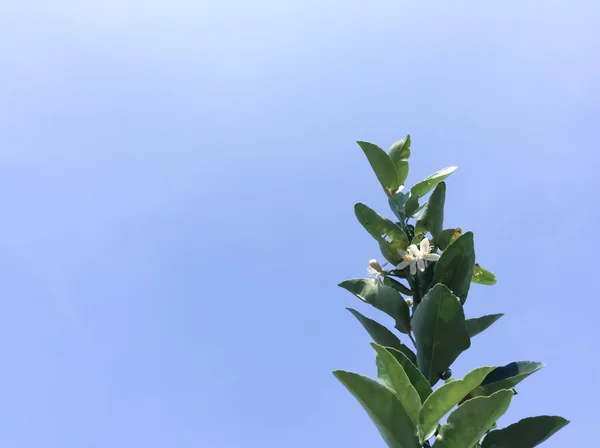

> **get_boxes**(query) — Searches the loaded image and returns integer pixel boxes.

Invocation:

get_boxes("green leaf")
[372,343,422,426]
[474,361,545,396]
[415,182,446,239]
[385,347,433,404]
[472,264,497,285]
[339,279,411,334]
[357,141,400,190]
[333,370,420,448]
[347,308,409,353]
[411,166,457,198]
[433,232,476,303]
[405,194,420,218]
[384,277,413,296]
[354,203,409,264]
[466,314,504,338]
[435,228,462,251]
[411,284,471,385]
[388,135,411,185]
[418,366,495,443]
[389,135,411,161]
[434,390,513,448]
[482,416,570,448]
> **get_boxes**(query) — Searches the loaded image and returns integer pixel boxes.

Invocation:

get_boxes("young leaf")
[482,416,570,448]
[474,361,545,396]
[372,343,422,426]
[472,264,497,285]
[405,194,420,218]
[385,347,433,404]
[466,314,504,338]
[388,191,409,222]
[339,279,411,334]
[333,370,421,448]
[415,182,446,239]
[434,390,513,448]
[418,366,495,443]
[433,232,476,303]
[410,166,457,198]
[347,308,414,361]
[357,141,400,190]
[411,284,471,385]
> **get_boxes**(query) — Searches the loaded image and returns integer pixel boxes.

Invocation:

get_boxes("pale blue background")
[0,1,597,447]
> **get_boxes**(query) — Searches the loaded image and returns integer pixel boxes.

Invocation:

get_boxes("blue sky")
[0,1,598,447]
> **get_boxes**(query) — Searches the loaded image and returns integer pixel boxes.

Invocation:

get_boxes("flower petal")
[396,261,409,270]
[408,244,420,257]
[409,263,417,275]
[425,253,441,262]
[417,258,426,272]
[420,238,430,254]
[397,249,408,257]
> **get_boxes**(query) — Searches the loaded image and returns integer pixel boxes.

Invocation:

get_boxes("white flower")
[396,238,441,275]
[367,259,386,285]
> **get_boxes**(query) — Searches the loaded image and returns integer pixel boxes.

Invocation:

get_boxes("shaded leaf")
[333,370,420,448]
[415,182,446,239]
[340,278,411,334]
[433,232,475,303]
[372,343,422,426]
[482,416,570,448]
[435,228,462,251]
[411,284,471,385]
[389,191,409,222]
[472,264,497,285]
[411,166,457,198]
[357,141,400,190]
[474,361,545,396]
[384,276,413,296]
[405,194,420,217]
[434,390,513,448]
[418,366,495,443]
[466,314,504,338]
[386,347,433,404]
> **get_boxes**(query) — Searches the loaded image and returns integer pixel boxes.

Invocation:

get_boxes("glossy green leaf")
[466,314,504,338]
[472,264,497,285]
[434,390,513,448]
[482,416,570,448]
[333,370,420,448]
[415,182,446,239]
[411,284,471,385]
[411,166,457,198]
[372,344,422,426]
[418,366,495,443]
[474,361,545,396]
[339,279,411,334]
[386,347,433,404]
[357,141,400,190]
[347,308,415,358]
[433,232,475,303]
[435,228,461,251]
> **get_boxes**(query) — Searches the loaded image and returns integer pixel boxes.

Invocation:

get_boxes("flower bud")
[369,259,383,273]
